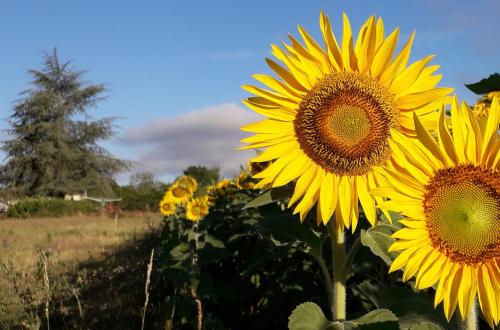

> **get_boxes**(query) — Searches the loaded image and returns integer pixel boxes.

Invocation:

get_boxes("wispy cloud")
[118,103,260,179]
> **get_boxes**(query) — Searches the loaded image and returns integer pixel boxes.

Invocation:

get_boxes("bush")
[7,197,97,218]
[118,184,167,211]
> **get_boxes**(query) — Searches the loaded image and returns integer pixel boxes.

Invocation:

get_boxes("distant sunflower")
[169,183,193,205]
[375,98,500,327]
[159,192,176,216]
[176,175,198,193]
[186,196,210,222]
[240,12,452,228]
[216,179,231,190]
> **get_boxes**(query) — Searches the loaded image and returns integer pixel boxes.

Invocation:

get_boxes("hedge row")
[7,198,98,218]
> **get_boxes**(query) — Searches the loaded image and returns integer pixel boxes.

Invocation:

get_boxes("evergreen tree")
[0,49,128,197]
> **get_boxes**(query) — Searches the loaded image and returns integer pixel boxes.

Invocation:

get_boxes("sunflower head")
[185,196,210,222]
[375,97,500,326]
[241,11,452,228]
[175,175,198,193]
[159,195,176,216]
[215,178,231,190]
[236,172,255,190]
[169,183,193,205]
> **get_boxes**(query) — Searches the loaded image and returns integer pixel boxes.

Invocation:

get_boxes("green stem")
[326,220,347,322]
[458,299,478,330]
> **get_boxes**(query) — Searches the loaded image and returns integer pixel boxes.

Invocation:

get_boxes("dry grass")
[0,214,162,272]
[0,213,165,329]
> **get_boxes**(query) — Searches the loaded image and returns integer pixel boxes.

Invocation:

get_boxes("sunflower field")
[158,12,499,330]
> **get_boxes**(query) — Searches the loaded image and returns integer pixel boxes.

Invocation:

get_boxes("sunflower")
[168,183,193,205]
[374,98,500,327]
[236,172,255,190]
[473,92,500,129]
[186,196,210,222]
[240,12,452,229]
[175,175,198,193]
[216,178,231,190]
[159,193,176,216]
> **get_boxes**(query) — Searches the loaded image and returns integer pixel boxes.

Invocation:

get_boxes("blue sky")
[0,0,498,183]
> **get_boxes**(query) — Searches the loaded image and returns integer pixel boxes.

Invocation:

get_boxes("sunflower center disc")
[192,206,201,216]
[294,71,399,176]
[424,165,500,264]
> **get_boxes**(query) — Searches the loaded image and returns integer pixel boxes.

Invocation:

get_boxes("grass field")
[0,213,165,329]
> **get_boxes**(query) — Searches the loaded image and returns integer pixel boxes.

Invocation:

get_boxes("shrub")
[118,184,167,211]
[7,198,97,218]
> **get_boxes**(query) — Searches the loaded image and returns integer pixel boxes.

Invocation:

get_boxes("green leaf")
[465,73,500,94]
[243,186,293,209]
[203,234,225,248]
[352,309,398,330]
[257,214,325,256]
[408,322,443,330]
[288,302,334,330]
[355,281,448,330]
[360,229,396,265]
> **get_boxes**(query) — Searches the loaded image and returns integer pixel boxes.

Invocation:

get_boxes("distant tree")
[118,172,167,211]
[129,171,165,191]
[0,49,128,197]
[182,165,220,187]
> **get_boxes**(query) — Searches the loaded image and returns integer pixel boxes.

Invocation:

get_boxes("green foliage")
[288,302,334,330]
[0,49,128,198]
[7,198,96,218]
[159,184,326,329]
[465,73,500,94]
[118,172,167,211]
[182,165,220,188]
[288,303,399,330]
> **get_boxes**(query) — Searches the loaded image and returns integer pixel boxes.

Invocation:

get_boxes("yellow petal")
[416,251,445,288]
[341,13,356,71]
[242,98,295,121]
[289,165,317,207]
[397,87,453,110]
[319,172,338,224]
[338,176,352,227]
[370,27,400,78]
[265,58,308,92]
[437,104,459,164]
[379,31,415,85]
[356,175,377,226]
[252,74,304,99]
[319,11,343,71]
[242,84,299,109]
[272,154,312,187]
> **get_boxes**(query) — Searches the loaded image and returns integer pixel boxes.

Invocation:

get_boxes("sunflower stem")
[327,220,346,322]
[459,299,478,330]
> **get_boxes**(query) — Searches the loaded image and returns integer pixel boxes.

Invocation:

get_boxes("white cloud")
[119,103,261,179]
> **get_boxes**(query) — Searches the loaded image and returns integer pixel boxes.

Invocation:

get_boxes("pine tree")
[0,49,128,197]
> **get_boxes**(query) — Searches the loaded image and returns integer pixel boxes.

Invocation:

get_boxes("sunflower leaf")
[256,214,325,256]
[360,229,396,265]
[408,322,443,330]
[351,309,399,330]
[242,186,294,209]
[355,281,448,329]
[288,302,337,330]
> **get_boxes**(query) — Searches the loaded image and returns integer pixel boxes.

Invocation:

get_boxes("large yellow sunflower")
[374,98,500,327]
[240,12,452,229]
